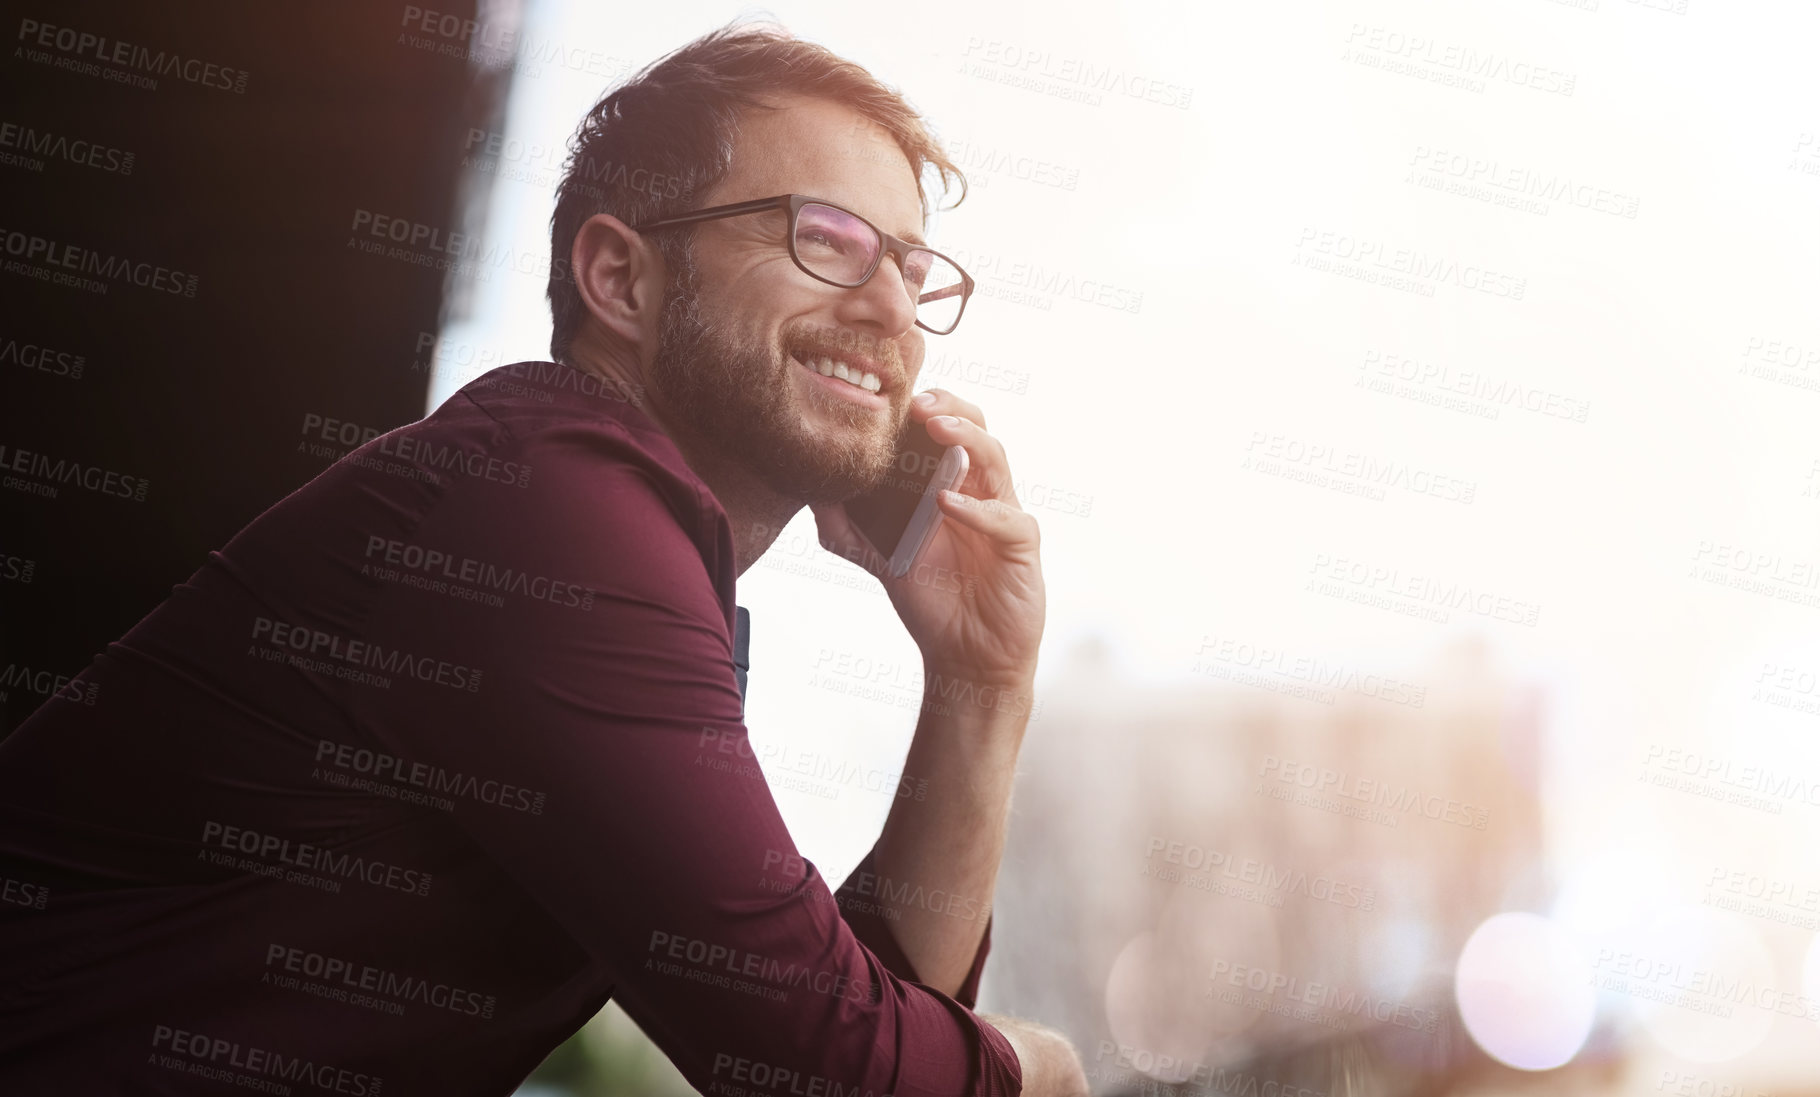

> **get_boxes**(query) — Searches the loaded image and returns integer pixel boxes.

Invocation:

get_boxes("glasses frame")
[629,193,975,336]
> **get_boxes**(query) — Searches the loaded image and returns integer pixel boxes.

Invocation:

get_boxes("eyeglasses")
[630,193,975,335]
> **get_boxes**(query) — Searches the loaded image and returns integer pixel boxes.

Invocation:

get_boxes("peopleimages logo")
[0,662,98,705]
[362,534,593,612]
[1208,959,1443,1034]
[1243,430,1478,504]
[0,120,134,175]
[958,36,1193,109]
[373,431,532,488]
[647,929,883,1005]
[398,5,637,81]
[462,127,694,203]
[0,552,35,583]
[0,226,198,296]
[315,737,547,815]
[1195,634,1428,708]
[16,19,251,94]
[250,615,483,693]
[1407,145,1639,219]
[201,819,433,898]
[1258,755,1490,829]
[1358,349,1591,424]
[945,138,1080,191]
[1591,947,1820,1022]
[1341,24,1576,97]
[465,356,645,408]
[0,442,149,501]
[944,247,1143,314]
[1294,227,1526,300]
[1144,837,1377,910]
[1093,1042,1327,1097]
[1,873,50,910]
[1306,551,1541,627]
[264,942,497,1020]
[348,208,565,283]
[1,333,86,379]
[149,1025,377,1095]
[709,1054,896,1097]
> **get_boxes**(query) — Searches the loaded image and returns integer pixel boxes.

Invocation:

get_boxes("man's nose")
[835,252,918,337]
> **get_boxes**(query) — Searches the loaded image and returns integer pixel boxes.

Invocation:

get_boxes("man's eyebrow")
[897,227,928,247]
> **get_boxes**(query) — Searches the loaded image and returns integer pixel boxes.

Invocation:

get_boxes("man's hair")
[545,22,967,364]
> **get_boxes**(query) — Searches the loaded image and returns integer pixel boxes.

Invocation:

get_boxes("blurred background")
[7,0,1820,1094]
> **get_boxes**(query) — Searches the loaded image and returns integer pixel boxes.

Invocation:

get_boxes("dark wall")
[1,1,504,732]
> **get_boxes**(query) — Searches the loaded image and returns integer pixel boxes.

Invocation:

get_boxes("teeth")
[799,352,882,395]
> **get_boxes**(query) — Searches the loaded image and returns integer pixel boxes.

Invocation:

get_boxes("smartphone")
[844,418,969,579]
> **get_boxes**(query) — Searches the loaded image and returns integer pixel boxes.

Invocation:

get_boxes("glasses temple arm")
[629,196,789,232]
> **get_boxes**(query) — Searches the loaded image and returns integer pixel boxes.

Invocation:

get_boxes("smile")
[792,351,882,394]
[788,350,889,409]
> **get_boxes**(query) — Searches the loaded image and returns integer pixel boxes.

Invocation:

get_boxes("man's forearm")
[981,1014,1090,1097]
[870,662,1034,996]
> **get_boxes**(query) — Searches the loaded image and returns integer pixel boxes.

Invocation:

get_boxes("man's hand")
[980,1014,1090,1097]
[811,388,1045,688]
[811,388,1048,994]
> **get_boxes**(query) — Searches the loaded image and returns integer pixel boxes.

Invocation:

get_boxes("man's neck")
[664,443,802,577]
[568,349,796,577]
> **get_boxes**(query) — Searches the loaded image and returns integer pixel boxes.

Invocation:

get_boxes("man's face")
[646,96,929,504]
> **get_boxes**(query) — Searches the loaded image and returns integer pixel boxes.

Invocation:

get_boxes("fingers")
[922,412,1018,506]
[912,388,986,432]
[937,489,1040,551]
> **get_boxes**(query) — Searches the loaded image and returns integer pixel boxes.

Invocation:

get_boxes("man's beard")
[647,247,906,504]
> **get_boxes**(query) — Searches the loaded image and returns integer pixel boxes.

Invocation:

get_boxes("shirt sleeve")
[832,846,997,1009]
[351,413,1022,1097]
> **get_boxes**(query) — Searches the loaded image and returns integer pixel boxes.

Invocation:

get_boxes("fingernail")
[913,392,937,407]
[930,414,959,428]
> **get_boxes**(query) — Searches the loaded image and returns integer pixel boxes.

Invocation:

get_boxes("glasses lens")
[909,250,966,334]
[793,202,969,333]
[794,203,880,285]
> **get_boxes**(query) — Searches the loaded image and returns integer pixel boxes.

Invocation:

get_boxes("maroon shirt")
[0,361,1021,1097]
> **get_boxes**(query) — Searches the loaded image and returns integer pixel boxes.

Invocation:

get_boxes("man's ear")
[570,213,664,353]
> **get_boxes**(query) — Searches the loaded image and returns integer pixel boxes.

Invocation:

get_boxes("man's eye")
[799,230,847,252]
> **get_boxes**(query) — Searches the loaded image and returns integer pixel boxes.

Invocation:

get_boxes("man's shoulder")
[457,359,650,421]
[414,364,737,630]
[447,359,657,452]
[413,361,704,511]
[426,362,729,570]
[311,360,726,575]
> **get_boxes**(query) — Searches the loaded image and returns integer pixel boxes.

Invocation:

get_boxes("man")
[0,22,1089,1097]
